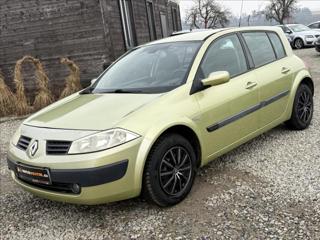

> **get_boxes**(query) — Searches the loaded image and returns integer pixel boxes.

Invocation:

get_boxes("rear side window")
[199,34,248,78]
[268,32,286,59]
[242,32,276,67]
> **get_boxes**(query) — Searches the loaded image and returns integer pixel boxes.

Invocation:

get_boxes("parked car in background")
[315,37,320,52]
[308,21,320,32]
[284,33,294,45]
[278,24,320,49]
[7,27,314,206]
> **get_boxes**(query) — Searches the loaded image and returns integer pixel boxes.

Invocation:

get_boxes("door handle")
[281,67,291,74]
[246,81,257,89]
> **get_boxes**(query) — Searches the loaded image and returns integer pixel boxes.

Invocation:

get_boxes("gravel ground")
[0,48,319,240]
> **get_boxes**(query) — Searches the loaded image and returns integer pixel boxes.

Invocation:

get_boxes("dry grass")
[59,57,82,99]
[2,56,82,117]
[14,56,32,115]
[13,56,54,115]
[29,57,54,110]
[0,70,17,117]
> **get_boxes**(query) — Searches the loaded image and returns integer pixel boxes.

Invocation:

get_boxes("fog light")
[71,183,81,194]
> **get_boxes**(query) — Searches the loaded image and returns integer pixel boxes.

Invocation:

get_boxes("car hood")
[294,30,320,36]
[24,93,162,130]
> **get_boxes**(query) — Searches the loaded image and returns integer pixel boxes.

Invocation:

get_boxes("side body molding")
[207,90,290,132]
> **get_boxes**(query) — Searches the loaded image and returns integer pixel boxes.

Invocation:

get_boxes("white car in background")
[278,24,320,49]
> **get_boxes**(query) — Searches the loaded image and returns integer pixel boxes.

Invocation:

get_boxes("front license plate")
[16,164,52,185]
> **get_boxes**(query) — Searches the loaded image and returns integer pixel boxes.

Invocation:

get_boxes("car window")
[92,42,201,93]
[198,34,248,79]
[309,23,320,29]
[289,24,310,32]
[280,26,291,33]
[268,32,286,59]
[243,32,276,67]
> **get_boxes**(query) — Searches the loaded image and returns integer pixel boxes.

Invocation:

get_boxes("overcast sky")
[179,0,320,20]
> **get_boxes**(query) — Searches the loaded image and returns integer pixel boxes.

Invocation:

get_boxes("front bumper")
[7,158,128,192]
[304,38,318,46]
[7,136,145,204]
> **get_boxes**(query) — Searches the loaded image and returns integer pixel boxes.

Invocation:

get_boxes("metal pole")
[239,0,244,27]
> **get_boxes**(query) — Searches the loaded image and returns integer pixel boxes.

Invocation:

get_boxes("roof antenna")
[239,0,244,27]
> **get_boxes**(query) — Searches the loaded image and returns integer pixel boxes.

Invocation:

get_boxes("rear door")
[193,34,260,161]
[241,31,293,128]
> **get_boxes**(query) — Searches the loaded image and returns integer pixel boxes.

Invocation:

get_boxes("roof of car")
[286,24,303,26]
[277,24,307,27]
[145,26,283,45]
[147,29,224,44]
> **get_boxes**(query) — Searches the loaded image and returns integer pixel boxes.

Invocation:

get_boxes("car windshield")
[290,24,310,32]
[90,42,201,94]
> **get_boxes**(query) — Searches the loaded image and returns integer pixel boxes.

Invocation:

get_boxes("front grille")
[17,136,32,151]
[46,140,72,155]
[19,178,77,194]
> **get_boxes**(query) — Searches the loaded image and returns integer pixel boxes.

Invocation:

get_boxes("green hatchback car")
[8,27,314,206]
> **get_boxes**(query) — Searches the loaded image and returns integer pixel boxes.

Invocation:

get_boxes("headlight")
[68,128,140,154]
[305,35,314,38]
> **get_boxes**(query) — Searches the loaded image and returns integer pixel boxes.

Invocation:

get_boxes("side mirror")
[201,71,230,87]
[285,30,292,34]
[91,78,97,85]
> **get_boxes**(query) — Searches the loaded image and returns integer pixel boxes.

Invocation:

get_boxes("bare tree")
[186,0,231,29]
[264,0,297,24]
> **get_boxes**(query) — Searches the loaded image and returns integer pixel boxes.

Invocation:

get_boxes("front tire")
[286,84,313,130]
[294,38,304,49]
[142,133,197,207]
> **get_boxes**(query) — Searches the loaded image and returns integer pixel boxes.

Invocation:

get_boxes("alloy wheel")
[159,146,192,196]
[297,90,312,123]
[295,39,303,49]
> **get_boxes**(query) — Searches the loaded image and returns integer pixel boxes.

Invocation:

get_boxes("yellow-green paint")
[8,27,312,204]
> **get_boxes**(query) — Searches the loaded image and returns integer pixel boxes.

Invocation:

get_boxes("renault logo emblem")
[29,140,39,157]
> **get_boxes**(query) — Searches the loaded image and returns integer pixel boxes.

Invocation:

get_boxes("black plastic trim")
[7,158,128,188]
[207,90,290,132]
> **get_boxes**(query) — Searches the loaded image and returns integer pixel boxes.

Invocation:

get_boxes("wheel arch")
[293,37,304,48]
[154,125,202,168]
[133,121,203,195]
[284,69,313,120]
[300,77,314,95]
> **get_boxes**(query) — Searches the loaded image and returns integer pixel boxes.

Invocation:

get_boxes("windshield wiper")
[114,89,142,93]
[97,89,143,94]
[81,88,143,94]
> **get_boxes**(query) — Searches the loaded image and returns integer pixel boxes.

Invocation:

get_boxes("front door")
[193,34,260,162]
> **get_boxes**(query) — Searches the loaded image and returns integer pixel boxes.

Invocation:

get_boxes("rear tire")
[142,133,197,207]
[286,84,313,130]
